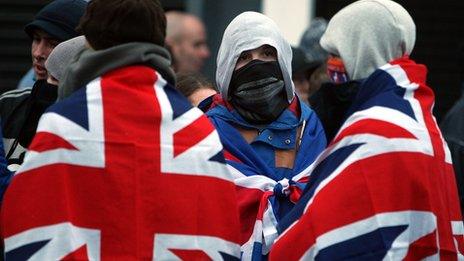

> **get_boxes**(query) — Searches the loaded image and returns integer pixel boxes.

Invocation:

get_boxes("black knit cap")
[291,46,321,74]
[24,0,88,41]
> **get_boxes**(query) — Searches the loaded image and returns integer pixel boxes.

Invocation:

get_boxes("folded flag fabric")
[207,100,325,260]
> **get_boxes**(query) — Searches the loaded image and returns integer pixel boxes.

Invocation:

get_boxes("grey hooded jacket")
[320,0,416,80]
[59,42,175,100]
[215,11,295,103]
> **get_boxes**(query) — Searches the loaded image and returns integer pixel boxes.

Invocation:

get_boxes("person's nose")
[33,40,47,60]
[201,46,210,59]
[250,51,264,61]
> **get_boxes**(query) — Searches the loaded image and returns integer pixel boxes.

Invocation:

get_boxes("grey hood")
[45,36,87,82]
[320,0,416,80]
[59,42,175,100]
[216,11,295,103]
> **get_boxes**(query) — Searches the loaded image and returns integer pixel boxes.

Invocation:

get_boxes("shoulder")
[300,98,323,128]
[441,96,464,137]
[0,88,32,102]
[0,88,33,136]
[198,95,215,113]
[0,88,32,116]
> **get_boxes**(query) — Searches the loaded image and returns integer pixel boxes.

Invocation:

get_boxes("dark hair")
[78,0,166,50]
[176,72,217,98]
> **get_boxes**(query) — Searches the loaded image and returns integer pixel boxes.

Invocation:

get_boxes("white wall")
[262,0,314,46]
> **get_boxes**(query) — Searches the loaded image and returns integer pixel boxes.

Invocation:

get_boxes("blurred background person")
[294,17,358,143]
[165,11,210,73]
[440,44,464,217]
[298,17,331,107]
[298,17,330,101]
[176,72,217,106]
[291,46,321,104]
[299,18,358,142]
[299,17,328,63]
[441,83,464,218]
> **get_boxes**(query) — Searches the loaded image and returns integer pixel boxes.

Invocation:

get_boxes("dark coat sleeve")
[440,95,464,217]
[445,139,464,217]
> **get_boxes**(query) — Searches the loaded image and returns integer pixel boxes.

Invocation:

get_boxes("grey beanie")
[45,36,87,82]
[320,0,416,80]
[299,17,328,62]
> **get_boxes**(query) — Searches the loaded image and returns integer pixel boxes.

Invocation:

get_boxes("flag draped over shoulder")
[270,57,464,260]
[207,103,325,260]
[1,65,241,260]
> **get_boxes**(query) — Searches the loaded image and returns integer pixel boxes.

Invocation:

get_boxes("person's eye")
[193,41,203,48]
[264,49,276,57]
[238,52,250,61]
[49,40,59,48]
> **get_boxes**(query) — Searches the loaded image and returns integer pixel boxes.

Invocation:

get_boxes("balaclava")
[216,12,295,124]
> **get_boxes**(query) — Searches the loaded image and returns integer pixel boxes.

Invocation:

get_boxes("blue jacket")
[205,94,326,217]
[206,96,326,181]
[0,126,13,203]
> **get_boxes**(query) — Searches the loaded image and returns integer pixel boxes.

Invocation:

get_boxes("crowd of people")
[0,0,462,259]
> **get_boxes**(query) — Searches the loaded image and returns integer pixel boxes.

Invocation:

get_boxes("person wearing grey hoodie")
[203,11,326,259]
[270,0,463,259]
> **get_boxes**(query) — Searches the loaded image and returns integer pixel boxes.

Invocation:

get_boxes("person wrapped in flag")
[201,11,327,260]
[270,0,464,259]
[1,0,242,259]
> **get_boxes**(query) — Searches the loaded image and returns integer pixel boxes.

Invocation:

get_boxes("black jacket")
[440,93,464,217]
[0,81,57,167]
[308,80,360,143]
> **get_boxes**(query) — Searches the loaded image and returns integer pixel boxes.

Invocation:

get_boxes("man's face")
[31,29,59,80]
[172,18,210,73]
[234,45,277,71]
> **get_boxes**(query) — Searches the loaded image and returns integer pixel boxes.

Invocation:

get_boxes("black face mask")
[32,79,58,102]
[229,60,288,124]
[17,79,58,149]
[308,80,361,142]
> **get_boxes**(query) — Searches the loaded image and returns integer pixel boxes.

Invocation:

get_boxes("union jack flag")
[206,96,326,260]
[1,65,241,260]
[269,57,464,260]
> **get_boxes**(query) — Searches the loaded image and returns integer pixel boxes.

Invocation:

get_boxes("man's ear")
[165,38,179,54]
